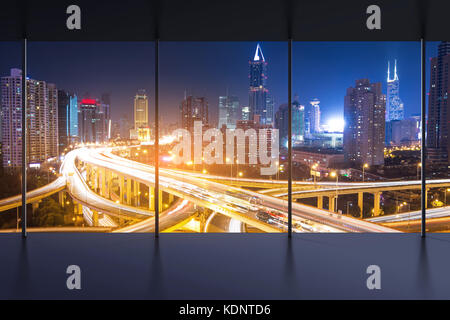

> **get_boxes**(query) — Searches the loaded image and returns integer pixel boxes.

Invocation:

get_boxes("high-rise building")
[344,79,385,166]
[1,69,60,166]
[1,68,23,167]
[78,98,108,144]
[427,41,450,164]
[134,89,148,129]
[218,95,240,129]
[1,69,60,167]
[275,96,305,148]
[58,90,79,151]
[241,106,250,121]
[46,83,59,158]
[305,98,321,135]
[249,43,268,125]
[386,60,404,122]
[265,94,274,126]
[180,95,208,133]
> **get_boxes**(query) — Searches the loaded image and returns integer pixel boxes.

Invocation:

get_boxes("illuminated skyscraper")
[218,95,240,129]
[344,79,385,166]
[134,89,148,129]
[1,69,59,167]
[427,41,450,164]
[58,90,79,151]
[275,95,305,148]
[79,98,108,144]
[180,95,208,133]
[241,106,250,121]
[249,43,268,125]
[385,60,404,122]
[1,69,23,167]
[305,98,321,135]
[47,83,59,159]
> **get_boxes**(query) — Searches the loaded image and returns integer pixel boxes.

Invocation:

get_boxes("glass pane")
[293,41,421,233]
[159,42,288,233]
[25,41,155,232]
[424,41,450,233]
[0,41,22,232]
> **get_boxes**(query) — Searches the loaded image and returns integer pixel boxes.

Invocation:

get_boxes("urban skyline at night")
[0,40,447,235]
[0,41,431,127]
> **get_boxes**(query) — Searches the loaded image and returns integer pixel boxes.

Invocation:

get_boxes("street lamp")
[362,163,369,182]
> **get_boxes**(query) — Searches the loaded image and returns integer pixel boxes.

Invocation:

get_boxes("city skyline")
[0,41,428,127]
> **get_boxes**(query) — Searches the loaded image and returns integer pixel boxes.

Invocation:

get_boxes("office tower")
[218,95,240,129]
[1,69,23,167]
[241,106,250,121]
[344,79,385,166]
[427,41,450,164]
[275,96,305,148]
[249,43,268,124]
[385,60,404,122]
[134,89,148,129]
[28,79,48,164]
[79,98,108,144]
[265,94,274,126]
[47,83,59,158]
[58,90,79,151]
[180,95,208,132]
[305,98,321,135]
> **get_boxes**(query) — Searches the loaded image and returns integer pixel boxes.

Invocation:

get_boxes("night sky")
[0,41,441,127]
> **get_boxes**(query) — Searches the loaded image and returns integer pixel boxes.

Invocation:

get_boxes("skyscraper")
[305,98,321,135]
[58,90,78,151]
[249,43,268,125]
[265,94,274,126]
[427,41,450,164]
[47,83,59,158]
[180,95,208,133]
[241,106,250,121]
[1,69,23,167]
[218,95,240,129]
[1,69,59,167]
[79,98,108,144]
[275,96,305,148]
[385,60,404,122]
[344,79,385,166]
[134,89,148,129]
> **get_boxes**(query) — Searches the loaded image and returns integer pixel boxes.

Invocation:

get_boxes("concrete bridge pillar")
[134,180,140,206]
[58,191,65,207]
[148,186,162,212]
[317,196,323,209]
[120,175,125,203]
[149,186,155,211]
[85,164,92,189]
[106,170,112,199]
[358,192,363,218]
[329,195,336,212]
[373,192,381,216]
[126,178,132,205]
[101,168,107,197]
[92,210,99,227]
